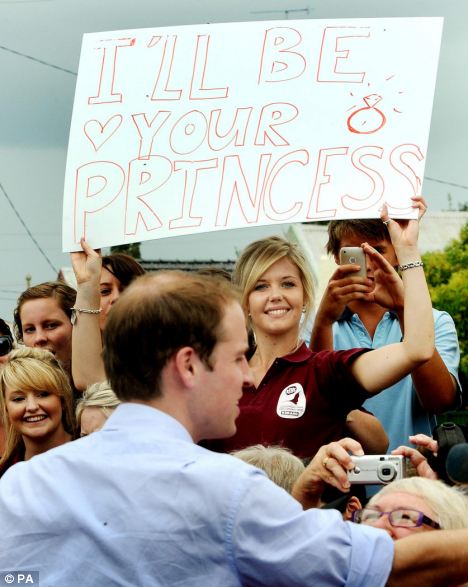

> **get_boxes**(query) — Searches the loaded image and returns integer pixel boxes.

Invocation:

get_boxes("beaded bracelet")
[71,306,101,325]
[399,261,424,272]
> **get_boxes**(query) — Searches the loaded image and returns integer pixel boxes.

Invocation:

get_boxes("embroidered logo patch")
[276,383,306,419]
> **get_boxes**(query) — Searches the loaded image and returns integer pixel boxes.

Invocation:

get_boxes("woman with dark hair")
[71,239,145,390]
[13,282,76,373]
[98,252,145,331]
[0,347,75,477]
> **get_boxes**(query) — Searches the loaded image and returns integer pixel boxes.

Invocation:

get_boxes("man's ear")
[173,347,199,388]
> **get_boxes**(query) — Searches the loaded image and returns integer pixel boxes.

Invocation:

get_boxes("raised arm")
[394,308,458,412]
[384,197,458,411]
[70,239,106,391]
[409,351,458,412]
[350,203,434,393]
[311,196,458,411]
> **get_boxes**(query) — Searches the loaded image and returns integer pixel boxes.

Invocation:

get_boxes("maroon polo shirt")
[206,343,370,459]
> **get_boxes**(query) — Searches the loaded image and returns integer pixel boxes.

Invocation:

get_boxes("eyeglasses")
[352,508,441,529]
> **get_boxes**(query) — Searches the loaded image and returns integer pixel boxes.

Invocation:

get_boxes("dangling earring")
[302,306,306,314]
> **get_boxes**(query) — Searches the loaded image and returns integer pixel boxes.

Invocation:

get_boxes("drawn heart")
[84,115,123,151]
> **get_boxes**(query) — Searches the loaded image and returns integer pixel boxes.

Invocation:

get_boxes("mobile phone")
[339,247,367,277]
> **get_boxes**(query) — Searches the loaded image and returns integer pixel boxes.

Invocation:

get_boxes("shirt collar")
[103,402,194,444]
[337,306,398,322]
[277,341,312,364]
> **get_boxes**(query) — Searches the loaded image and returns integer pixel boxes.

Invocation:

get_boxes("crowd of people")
[0,200,467,586]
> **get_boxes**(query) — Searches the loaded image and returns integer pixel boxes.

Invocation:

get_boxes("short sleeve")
[434,310,462,406]
[312,348,371,416]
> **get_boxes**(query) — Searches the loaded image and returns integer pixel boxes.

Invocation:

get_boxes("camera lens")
[0,336,13,357]
[441,422,456,430]
[377,462,397,482]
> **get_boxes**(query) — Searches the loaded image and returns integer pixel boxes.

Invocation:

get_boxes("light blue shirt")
[0,403,393,586]
[333,308,461,452]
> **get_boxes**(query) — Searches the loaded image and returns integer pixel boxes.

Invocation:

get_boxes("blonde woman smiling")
[210,203,433,458]
[0,348,75,477]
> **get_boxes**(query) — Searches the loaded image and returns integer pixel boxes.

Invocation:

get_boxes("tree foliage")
[422,222,468,392]
[110,242,141,260]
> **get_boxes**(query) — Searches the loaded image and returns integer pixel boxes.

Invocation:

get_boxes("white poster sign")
[62,17,443,251]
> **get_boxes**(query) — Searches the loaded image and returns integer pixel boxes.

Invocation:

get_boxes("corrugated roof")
[140,259,235,273]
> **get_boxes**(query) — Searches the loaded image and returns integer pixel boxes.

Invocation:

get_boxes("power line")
[424,176,468,191]
[0,44,77,76]
[0,0,53,3]
[250,7,310,18]
[0,180,58,273]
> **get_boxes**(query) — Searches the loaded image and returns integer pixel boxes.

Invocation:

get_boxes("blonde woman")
[75,381,120,436]
[209,203,433,458]
[0,348,75,477]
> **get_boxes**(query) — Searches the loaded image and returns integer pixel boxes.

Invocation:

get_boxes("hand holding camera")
[292,438,364,508]
[392,424,468,485]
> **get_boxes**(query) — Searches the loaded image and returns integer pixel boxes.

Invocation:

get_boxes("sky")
[0,0,467,320]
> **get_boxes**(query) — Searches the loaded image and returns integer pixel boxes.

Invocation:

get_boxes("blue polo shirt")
[333,308,461,452]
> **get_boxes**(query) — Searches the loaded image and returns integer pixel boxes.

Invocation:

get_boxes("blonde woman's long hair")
[0,348,75,473]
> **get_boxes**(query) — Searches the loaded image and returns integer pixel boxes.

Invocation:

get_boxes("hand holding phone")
[339,247,367,278]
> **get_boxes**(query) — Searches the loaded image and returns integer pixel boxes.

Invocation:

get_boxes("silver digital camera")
[347,455,407,485]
